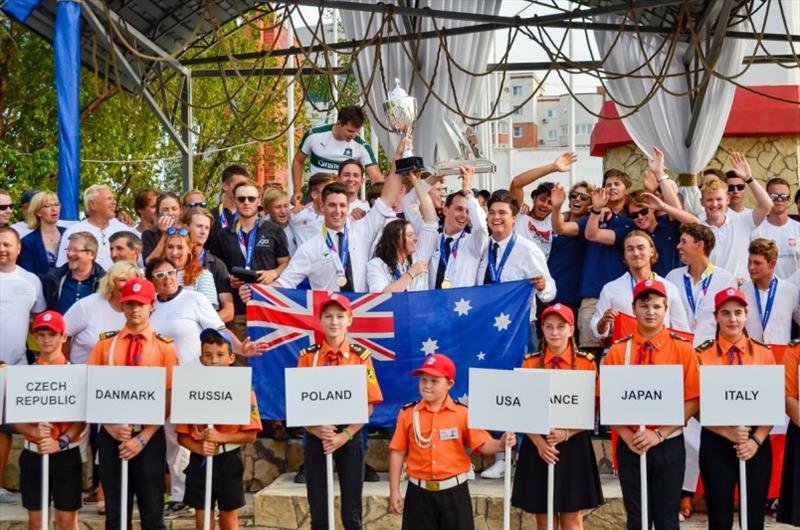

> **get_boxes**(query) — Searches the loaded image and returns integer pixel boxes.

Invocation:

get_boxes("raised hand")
[729,152,752,181]
[553,152,578,172]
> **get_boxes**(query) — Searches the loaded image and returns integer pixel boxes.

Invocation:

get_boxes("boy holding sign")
[296,292,383,530]
[601,279,699,530]
[176,328,262,530]
[388,353,515,530]
[14,311,84,530]
[512,303,603,528]
[778,337,800,525]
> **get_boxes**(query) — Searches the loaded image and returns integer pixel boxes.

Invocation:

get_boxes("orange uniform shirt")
[22,352,81,444]
[696,335,775,367]
[785,341,800,400]
[521,344,597,372]
[602,327,700,401]
[176,390,262,442]
[296,340,383,405]
[389,395,491,481]
[87,326,178,390]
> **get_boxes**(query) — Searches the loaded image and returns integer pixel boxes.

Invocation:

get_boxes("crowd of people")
[1,104,800,530]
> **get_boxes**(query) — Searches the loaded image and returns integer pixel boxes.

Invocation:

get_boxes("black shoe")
[294,465,306,484]
[364,464,380,482]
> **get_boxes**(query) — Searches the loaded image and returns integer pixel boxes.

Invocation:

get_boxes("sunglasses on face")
[152,269,178,280]
[186,201,207,209]
[0,204,13,211]
[728,184,746,192]
[629,207,650,219]
[569,191,590,201]
[236,196,258,204]
[769,193,790,202]
[165,227,190,236]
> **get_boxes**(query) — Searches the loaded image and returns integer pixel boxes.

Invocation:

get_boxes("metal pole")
[639,425,648,530]
[181,71,194,192]
[331,9,339,103]
[203,454,214,530]
[326,452,335,530]
[502,443,512,530]
[568,1,576,186]
[121,459,129,530]
[287,20,296,196]
[547,462,555,530]
[740,450,749,530]
[41,453,49,530]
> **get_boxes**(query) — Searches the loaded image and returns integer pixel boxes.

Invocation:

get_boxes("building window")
[512,85,522,96]
[514,107,523,116]
[547,130,557,141]
[546,109,555,119]
[513,126,523,137]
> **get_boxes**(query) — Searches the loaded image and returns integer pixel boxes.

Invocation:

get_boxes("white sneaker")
[480,459,506,479]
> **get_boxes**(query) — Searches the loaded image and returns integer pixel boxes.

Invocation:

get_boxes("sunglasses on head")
[728,184,746,192]
[629,207,650,219]
[152,268,178,280]
[0,204,13,211]
[165,227,190,236]
[769,193,790,202]
[186,201,207,209]
[569,191,590,201]
[236,196,258,204]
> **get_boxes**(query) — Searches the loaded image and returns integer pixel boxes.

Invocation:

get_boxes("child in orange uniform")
[177,328,262,530]
[388,353,515,530]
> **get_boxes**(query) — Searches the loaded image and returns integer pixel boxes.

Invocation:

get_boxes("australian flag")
[247,280,534,426]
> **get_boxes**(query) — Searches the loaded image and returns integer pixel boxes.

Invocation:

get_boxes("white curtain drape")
[594,15,746,214]
[341,0,501,167]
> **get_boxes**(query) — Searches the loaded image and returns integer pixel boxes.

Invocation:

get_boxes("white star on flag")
[476,351,486,361]
[420,337,439,356]
[453,298,472,316]
[493,313,511,331]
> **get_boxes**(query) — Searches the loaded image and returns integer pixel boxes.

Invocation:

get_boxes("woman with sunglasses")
[142,192,182,265]
[160,223,218,308]
[751,177,800,280]
[19,191,65,277]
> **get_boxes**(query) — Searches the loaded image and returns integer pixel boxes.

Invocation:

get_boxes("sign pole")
[204,455,214,530]
[547,461,555,530]
[326,452,335,530]
[740,454,749,530]
[639,425,648,530]
[121,459,129,530]
[503,443,512,530]
[41,452,49,530]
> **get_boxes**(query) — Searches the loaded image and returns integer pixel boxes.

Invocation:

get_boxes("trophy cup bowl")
[384,79,425,174]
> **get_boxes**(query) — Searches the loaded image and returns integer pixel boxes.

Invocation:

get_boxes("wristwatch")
[58,437,69,451]
[654,429,664,443]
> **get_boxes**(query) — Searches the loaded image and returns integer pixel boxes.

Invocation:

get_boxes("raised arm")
[410,170,438,225]
[291,150,308,205]
[550,184,579,237]
[585,188,617,245]
[510,152,577,208]
[730,152,773,225]
[640,192,699,225]
[647,147,682,211]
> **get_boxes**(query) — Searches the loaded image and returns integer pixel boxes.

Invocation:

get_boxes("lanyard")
[628,271,655,293]
[683,264,715,315]
[755,277,778,331]
[439,231,466,266]
[237,219,259,269]
[323,225,350,277]
[488,234,516,283]
[217,199,238,230]
[392,260,411,280]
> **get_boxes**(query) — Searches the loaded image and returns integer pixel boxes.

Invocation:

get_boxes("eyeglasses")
[0,204,13,211]
[66,247,91,254]
[165,227,190,236]
[769,193,790,202]
[152,269,178,280]
[186,201,207,209]
[629,207,650,219]
[42,203,60,209]
[569,191,590,201]
[236,196,258,204]
[728,184,746,192]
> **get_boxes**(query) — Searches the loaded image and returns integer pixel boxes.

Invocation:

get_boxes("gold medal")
[441,280,452,289]
[337,276,348,287]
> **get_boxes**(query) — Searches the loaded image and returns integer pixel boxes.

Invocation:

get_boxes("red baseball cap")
[32,311,65,334]
[317,292,352,314]
[541,303,574,326]
[632,279,667,302]
[120,278,156,305]
[714,287,748,311]
[411,353,456,380]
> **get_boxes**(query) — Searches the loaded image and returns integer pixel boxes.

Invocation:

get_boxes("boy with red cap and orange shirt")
[388,353,515,530]
[15,310,85,530]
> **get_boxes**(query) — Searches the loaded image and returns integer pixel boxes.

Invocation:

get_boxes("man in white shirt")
[725,169,752,217]
[742,238,800,344]
[592,230,690,340]
[666,223,737,346]
[56,184,130,270]
[337,160,371,215]
[293,173,335,245]
[701,152,773,281]
[750,177,800,279]
[273,177,400,292]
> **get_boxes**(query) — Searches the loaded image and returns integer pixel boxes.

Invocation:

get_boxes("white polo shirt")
[514,214,553,258]
[741,276,800,344]
[150,289,226,366]
[292,206,324,246]
[591,272,690,339]
[64,293,126,364]
[665,264,738,346]
[366,221,438,292]
[704,211,760,280]
[751,217,800,279]
[275,198,396,291]
[56,217,131,271]
[0,266,46,365]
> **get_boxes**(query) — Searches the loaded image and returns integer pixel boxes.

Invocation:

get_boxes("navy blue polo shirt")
[548,233,586,305]
[578,214,634,299]
[58,276,96,314]
[652,215,682,276]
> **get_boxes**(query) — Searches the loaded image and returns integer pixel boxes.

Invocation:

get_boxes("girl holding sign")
[511,303,603,529]
[696,288,774,530]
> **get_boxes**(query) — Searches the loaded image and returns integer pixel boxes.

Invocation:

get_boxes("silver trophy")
[434,118,496,176]
[384,79,424,174]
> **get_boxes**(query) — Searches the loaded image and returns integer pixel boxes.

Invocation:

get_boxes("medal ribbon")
[488,234,516,283]
[237,218,259,269]
[755,277,778,331]
[323,225,349,279]
[683,264,715,315]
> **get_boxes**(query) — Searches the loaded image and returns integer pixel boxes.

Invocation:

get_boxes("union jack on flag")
[248,281,534,426]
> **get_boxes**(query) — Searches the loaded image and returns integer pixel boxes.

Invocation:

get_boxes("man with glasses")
[0,189,13,228]
[726,169,752,217]
[751,177,800,279]
[44,232,105,313]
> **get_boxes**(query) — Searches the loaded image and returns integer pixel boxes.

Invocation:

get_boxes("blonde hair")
[98,261,143,300]
[262,187,289,211]
[26,191,59,230]
[701,179,727,196]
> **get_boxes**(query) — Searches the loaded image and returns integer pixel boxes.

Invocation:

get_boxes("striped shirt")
[300,124,377,175]
[177,269,219,309]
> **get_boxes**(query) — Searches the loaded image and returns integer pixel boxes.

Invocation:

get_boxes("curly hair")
[373,219,412,275]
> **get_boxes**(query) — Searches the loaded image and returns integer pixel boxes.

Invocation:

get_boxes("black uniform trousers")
[304,430,363,530]
[699,428,772,530]
[617,433,685,530]
[402,481,474,530]
[97,426,166,530]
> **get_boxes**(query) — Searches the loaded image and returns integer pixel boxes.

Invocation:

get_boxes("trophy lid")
[388,78,408,101]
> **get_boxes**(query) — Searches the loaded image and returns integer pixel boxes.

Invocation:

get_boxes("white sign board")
[517,368,596,430]
[86,366,166,425]
[700,365,785,426]
[285,365,368,427]
[171,366,252,425]
[6,365,87,423]
[468,368,550,434]
[600,365,685,426]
